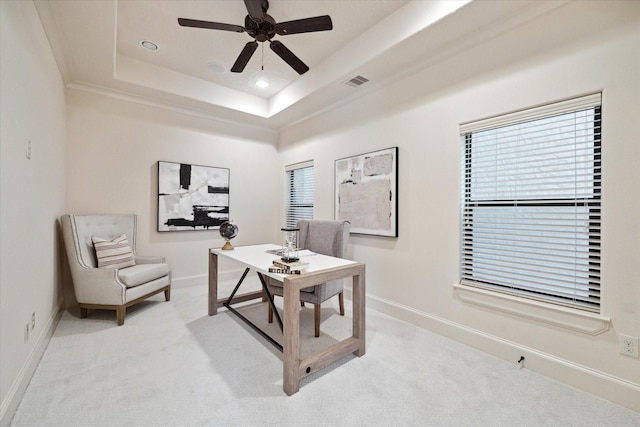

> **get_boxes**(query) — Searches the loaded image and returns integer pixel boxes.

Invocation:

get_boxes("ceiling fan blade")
[178,18,245,33]
[244,0,267,23]
[275,15,333,35]
[231,41,258,73]
[269,40,309,75]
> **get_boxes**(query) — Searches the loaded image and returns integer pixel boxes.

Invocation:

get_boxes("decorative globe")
[219,221,238,250]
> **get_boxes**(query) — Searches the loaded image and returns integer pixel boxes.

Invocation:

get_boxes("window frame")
[459,94,602,313]
[284,160,314,229]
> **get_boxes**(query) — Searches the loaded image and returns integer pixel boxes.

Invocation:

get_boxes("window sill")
[453,283,610,335]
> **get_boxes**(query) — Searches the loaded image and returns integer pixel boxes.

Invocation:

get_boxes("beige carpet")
[10,276,640,426]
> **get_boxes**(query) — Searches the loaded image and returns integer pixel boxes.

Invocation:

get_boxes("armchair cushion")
[118,263,170,288]
[92,234,135,269]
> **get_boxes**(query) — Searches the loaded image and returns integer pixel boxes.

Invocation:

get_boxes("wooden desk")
[208,243,366,395]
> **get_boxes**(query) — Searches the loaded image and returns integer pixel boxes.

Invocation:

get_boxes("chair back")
[62,214,137,268]
[297,219,349,258]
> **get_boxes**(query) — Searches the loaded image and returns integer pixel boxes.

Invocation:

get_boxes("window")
[460,93,601,312]
[285,161,314,228]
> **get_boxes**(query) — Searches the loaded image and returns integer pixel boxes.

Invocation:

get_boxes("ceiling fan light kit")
[178,0,333,75]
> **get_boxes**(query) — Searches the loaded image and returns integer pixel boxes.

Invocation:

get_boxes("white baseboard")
[344,287,640,412]
[171,274,207,288]
[0,302,64,427]
[171,269,254,288]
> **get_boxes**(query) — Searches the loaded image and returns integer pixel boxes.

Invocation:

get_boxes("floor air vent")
[343,75,370,88]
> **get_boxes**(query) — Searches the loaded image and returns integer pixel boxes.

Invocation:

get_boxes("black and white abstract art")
[335,147,398,237]
[158,161,230,231]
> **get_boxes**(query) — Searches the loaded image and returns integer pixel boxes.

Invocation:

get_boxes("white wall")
[65,89,281,286]
[279,0,640,410]
[0,0,66,423]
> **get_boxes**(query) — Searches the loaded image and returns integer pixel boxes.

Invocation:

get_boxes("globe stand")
[219,221,238,251]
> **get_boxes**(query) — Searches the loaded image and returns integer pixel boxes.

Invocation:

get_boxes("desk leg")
[208,250,218,316]
[283,278,301,396]
[353,269,366,356]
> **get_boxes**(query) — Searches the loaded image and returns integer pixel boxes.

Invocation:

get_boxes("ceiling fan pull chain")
[261,43,264,70]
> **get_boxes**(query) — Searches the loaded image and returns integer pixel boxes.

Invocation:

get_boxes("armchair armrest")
[135,255,166,264]
[72,265,126,305]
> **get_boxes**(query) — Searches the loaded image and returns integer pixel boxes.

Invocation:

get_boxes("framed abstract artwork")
[157,161,230,231]
[334,147,398,237]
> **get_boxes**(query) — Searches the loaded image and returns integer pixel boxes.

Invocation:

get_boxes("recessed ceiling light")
[255,80,270,88]
[206,61,226,74]
[140,40,159,51]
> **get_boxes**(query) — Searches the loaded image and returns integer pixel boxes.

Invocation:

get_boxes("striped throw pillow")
[92,234,136,269]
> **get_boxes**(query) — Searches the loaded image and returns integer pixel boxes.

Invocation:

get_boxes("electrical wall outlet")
[619,334,639,358]
[32,312,36,331]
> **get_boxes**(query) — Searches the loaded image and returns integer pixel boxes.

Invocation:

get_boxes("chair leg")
[116,306,125,326]
[164,287,171,301]
[314,304,321,337]
[80,307,88,319]
[339,292,345,316]
[268,302,273,323]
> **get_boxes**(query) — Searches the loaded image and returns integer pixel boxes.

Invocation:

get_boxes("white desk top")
[212,243,356,280]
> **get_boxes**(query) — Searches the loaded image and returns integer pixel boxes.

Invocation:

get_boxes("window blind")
[285,161,314,228]
[460,93,602,312]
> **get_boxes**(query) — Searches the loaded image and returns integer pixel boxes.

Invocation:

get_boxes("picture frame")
[334,147,398,237]
[157,161,230,231]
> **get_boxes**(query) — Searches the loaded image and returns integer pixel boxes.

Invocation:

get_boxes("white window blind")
[285,161,314,228]
[460,93,602,312]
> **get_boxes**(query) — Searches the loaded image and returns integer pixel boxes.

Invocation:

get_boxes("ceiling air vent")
[343,75,370,88]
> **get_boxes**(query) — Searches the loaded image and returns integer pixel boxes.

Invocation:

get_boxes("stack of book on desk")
[268,259,309,275]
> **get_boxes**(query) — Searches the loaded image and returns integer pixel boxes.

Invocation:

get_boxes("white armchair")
[61,214,171,325]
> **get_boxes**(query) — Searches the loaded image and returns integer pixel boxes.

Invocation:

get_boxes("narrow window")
[460,93,602,312]
[285,161,314,228]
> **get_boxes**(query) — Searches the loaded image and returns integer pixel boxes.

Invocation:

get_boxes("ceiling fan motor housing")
[245,14,276,42]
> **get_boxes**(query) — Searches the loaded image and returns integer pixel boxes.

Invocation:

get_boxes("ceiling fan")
[178,0,333,75]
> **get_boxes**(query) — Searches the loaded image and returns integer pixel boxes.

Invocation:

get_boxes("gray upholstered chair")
[61,214,171,325]
[267,219,350,337]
